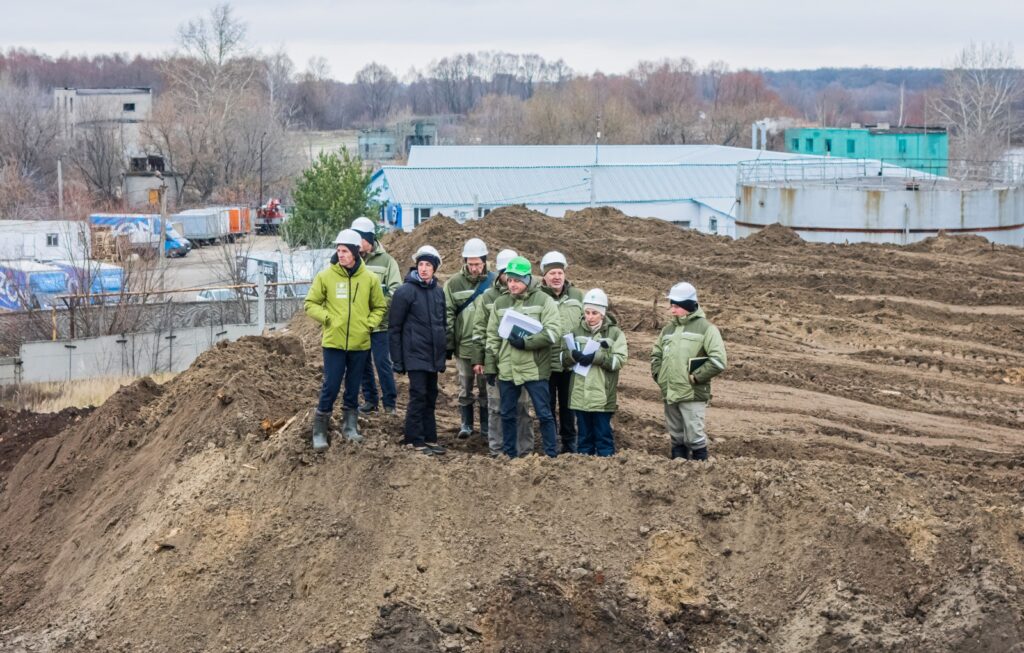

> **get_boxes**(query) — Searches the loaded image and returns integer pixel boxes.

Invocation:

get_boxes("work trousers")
[549,371,576,453]
[317,348,371,414]
[486,378,534,456]
[404,371,439,447]
[664,401,708,449]
[499,379,557,458]
[456,357,488,409]
[360,331,397,409]
[575,410,615,457]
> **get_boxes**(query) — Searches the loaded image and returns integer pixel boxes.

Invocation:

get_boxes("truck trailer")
[49,261,123,303]
[0,260,69,312]
[88,214,191,258]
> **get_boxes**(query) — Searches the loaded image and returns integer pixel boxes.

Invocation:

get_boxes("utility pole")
[259,131,267,210]
[158,180,167,270]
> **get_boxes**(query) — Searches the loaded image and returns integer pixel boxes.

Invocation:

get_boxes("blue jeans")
[360,331,397,408]
[318,348,371,413]
[499,379,557,458]
[576,410,614,457]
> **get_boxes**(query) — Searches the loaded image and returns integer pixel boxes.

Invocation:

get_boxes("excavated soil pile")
[2,206,1023,653]
[0,407,93,483]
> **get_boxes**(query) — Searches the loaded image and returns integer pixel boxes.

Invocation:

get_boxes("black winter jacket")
[389,269,448,373]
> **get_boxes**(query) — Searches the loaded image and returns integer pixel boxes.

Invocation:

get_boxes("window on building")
[477,208,490,218]
[414,207,432,226]
[791,138,799,151]
[123,103,135,112]
[898,139,907,154]
[805,138,814,151]
[708,217,718,234]
[46,233,59,247]
[847,139,856,154]
[825,138,832,153]
[384,144,391,152]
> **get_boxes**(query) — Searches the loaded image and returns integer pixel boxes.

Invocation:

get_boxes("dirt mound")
[905,231,997,254]
[741,222,804,246]
[2,206,1024,652]
[0,406,93,483]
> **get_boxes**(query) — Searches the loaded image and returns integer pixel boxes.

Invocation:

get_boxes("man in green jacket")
[651,282,727,461]
[485,257,561,457]
[539,250,584,453]
[349,217,402,416]
[468,248,535,457]
[304,228,388,451]
[560,288,627,457]
[445,238,495,438]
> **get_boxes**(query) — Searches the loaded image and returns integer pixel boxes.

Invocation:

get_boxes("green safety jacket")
[560,314,628,413]
[540,281,585,338]
[303,261,387,351]
[467,275,509,365]
[651,308,727,403]
[362,244,402,333]
[444,265,493,358]
[484,282,561,384]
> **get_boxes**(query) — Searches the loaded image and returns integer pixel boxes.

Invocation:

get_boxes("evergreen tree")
[284,147,378,247]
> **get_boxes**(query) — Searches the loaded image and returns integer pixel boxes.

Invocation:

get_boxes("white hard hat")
[667,282,698,303]
[351,217,376,234]
[462,238,488,258]
[582,288,609,308]
[540,251,568,272]
[334,229,362,246]
[495,249,518,272]
[412,245,442,268]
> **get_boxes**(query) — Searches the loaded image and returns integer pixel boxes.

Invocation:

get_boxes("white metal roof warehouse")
[370,145,808,235]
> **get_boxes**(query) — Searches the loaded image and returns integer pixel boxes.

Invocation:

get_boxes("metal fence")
[737,158,1024,189]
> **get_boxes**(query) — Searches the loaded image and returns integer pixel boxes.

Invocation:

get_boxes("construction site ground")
[1,206,1023,652]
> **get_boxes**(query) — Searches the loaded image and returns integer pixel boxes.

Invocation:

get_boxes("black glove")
[445,350,454,360]
[569,349,585,363]
[394,365,405,375]
[486,374,496,386]
[575,351,596,366]
[508,333,526,350]
[600,339,610,349]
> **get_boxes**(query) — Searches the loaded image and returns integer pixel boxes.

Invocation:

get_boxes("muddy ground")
[1,206,1023,652]
[0,407,93,485]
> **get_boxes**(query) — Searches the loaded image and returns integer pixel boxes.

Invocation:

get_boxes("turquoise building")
[784,124,948,175]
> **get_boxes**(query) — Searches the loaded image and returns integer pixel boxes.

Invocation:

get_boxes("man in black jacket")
[389,245,448,455]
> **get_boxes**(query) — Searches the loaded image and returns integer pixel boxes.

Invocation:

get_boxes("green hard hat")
[504,256,532,279]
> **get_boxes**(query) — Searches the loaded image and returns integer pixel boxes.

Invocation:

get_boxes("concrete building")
[784,124,948,175]
[736,158,1023,246]
[53,87,153,156]
[371,144,807,234]
[358,121,437,160]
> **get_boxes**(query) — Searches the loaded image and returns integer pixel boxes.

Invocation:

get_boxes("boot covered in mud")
[342,409,364,443]
[311,410,331,452]
[671,443,690,460]
[458,405,474,439]
[690,446,708,461]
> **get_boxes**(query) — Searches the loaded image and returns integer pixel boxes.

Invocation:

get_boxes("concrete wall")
[736,183,1024,246]
[2,322,287,385]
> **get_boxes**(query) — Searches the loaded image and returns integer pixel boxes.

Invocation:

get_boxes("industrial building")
[358,121,437,161]
[370,144,807,235]
[0,220,92,262]
[736,158,1023,246]
[784,124,948,175]
[53,87,153,156]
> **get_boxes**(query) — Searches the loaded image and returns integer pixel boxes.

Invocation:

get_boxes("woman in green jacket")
[304,229,387,451]
[561,288,628,456]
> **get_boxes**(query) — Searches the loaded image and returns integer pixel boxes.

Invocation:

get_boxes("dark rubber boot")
[342,409,364,443]
[358,401,378,415]
[458,405,474,439]
[691,447,708,461]
[311,410,331,452]
[670,443,690,460]
[478,405,488,440]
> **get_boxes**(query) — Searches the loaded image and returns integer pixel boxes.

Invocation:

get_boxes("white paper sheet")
[572,337,602,376]
[498,309,543,339]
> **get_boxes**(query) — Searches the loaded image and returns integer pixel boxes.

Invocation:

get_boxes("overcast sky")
[3,1,1022,80]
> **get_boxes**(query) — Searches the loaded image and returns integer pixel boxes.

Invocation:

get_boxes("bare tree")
[932,42,1024,161]
[67,107,126,200]
[0,76,60,192]
[355,62,398,125]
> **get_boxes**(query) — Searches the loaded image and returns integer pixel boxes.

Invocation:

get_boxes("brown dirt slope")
[1,206,1023,653]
